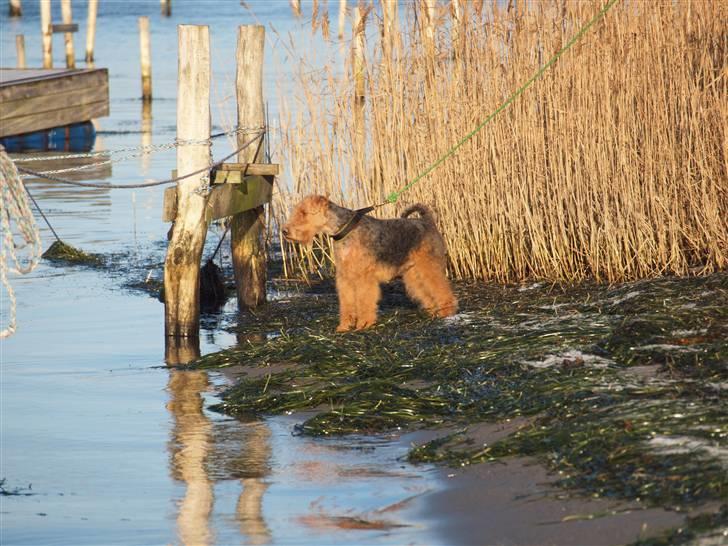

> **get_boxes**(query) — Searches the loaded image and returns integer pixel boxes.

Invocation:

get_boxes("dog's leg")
[353,277,381,330]
[336,276,358,332]
[403,261,457,318]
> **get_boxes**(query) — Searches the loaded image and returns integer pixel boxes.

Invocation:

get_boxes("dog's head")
[281,194,331,246]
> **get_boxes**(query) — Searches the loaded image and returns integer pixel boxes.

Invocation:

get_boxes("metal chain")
[11,124,266,164]
[16,131,265,190]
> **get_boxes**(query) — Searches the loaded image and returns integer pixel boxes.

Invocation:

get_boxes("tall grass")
[275,0,727,283]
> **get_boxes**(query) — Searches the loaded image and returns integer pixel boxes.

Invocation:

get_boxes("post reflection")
[141,100,152,175]
[167,369,215,546]
[165,336,272,545]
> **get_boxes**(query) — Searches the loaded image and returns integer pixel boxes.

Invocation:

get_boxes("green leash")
[379,0,620,207]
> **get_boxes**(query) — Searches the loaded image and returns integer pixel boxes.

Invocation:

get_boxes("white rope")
[0,146,42,338]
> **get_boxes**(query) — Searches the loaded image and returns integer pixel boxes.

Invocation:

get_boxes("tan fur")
[283,195,458,332]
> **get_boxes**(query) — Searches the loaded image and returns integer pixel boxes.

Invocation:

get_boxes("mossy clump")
[42,240,103,266]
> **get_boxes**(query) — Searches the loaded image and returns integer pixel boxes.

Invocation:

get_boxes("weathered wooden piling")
[421,0,437,57]
[85,0,98,63]
[40,0,52,68]
[289,0,301,18]
[9,0,21,17]
[352,6,366,180]
[231,25,267,309]
[337,0,346,39]
[139,16,152,101]
[61,0,75,68]
[15,35,26,68]
[160,0,171,17]
[164,25,211,339]
[382,0,399,60]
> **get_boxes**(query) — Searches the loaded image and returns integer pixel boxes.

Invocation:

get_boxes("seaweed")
[42,240,104,266]
[192,272,728,534]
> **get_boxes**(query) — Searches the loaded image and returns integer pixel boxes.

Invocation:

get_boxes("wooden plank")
[0,69,108,101]
[51,23,78,33]
[171,166,279,183]
[214,163,279,176]
[0,100,108,137]
[163,176,274,222]
[205,176,272,222]
[1,81,108,120]
[162,187,177,222]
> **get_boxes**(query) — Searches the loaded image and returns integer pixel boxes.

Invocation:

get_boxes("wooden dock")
[0,68,109,138]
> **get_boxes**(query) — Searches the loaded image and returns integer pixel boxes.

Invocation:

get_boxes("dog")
[282,195,457,331]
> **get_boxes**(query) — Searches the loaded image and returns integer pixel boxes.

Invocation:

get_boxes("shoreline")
[423,455,684,546]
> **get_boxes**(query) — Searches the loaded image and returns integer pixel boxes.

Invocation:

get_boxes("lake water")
[1,2,444,544]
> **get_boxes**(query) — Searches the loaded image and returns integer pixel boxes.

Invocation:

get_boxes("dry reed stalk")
[276,0,727,283]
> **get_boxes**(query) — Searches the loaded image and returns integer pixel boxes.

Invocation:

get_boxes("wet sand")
[425,457,683,545]
[411,421,685,545]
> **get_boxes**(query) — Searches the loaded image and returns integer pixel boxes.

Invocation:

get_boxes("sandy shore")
[413,421,685,546]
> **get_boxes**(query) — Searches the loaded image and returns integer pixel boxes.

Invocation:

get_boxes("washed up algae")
[192,273,727,538]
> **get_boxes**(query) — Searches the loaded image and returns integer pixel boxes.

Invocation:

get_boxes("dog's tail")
[401,204,436,224]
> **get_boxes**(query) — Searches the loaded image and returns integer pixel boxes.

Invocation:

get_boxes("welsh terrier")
[282,195,458,332]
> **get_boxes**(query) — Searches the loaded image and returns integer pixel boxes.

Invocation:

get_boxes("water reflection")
[141,100,152,175]
[167,369,215,545]
[166,340,272,545]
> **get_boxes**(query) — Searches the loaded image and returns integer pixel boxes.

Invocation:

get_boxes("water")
[1,2,441,544]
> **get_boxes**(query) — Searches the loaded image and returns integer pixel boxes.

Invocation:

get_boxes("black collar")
[331,206,375,241]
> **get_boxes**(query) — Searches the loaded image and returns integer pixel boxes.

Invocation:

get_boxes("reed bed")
[276,0,727,283]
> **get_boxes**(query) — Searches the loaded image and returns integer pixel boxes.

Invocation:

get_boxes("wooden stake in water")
[231,25,267,309]
[352,5,366,179]
[40,0,52,68]
[289,0,301,17]
[15,35,26,68]
[337,0,346,39]
[139,16,152,101]
[164,25,211,339]
[382,0,398,59]
[61,0,75,68]
[421,0,436,57]
[9,0,21,17]
[160,0,170,17]
[85,0,98,63]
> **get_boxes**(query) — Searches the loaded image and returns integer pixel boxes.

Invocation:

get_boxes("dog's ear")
[312,194,330,213]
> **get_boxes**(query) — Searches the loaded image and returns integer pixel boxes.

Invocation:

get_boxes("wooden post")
[61,0,75,68]
[9,0,21,17]
[139,16,152,101]
[15,35,26,68]
[421,0,437,58]
[160,0,171,17]
[164,25,211,339]
[382,0,398,60]
[231,25,267,309]
[85,0,98,63]
[40,0,52,68]
[337,0,346,39]
[352,6,366,180]
[289,0,301,17]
